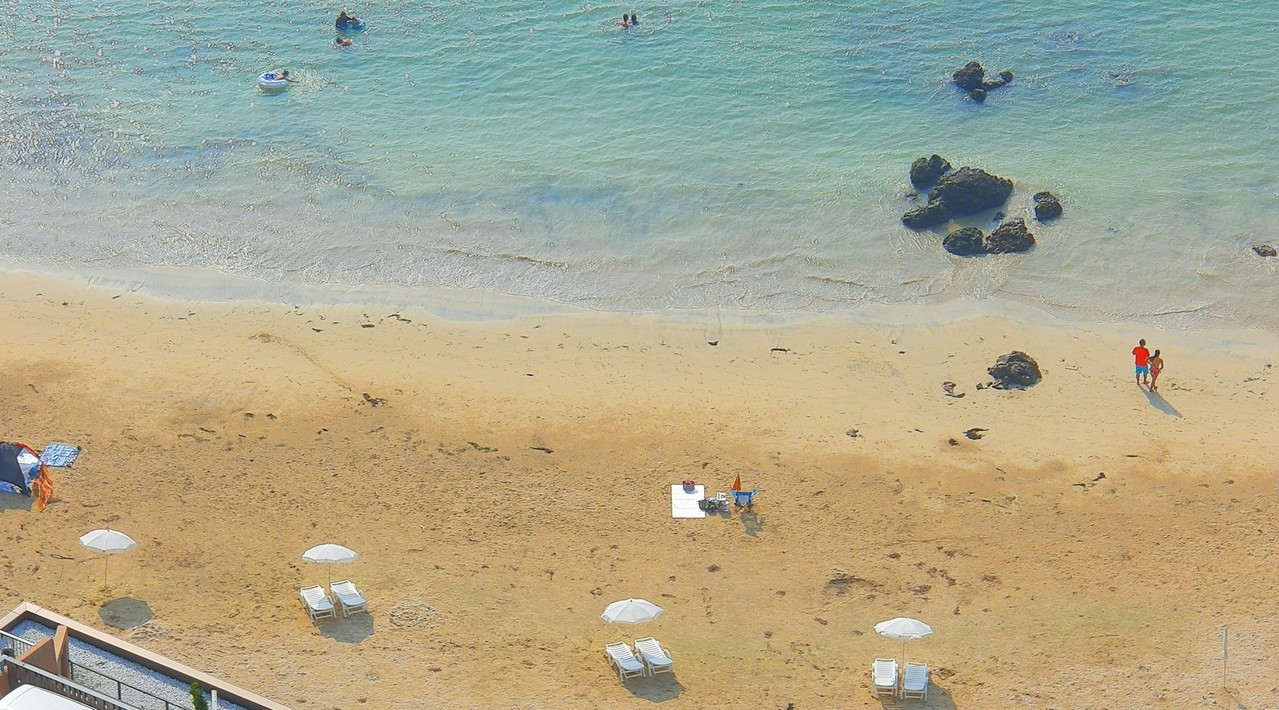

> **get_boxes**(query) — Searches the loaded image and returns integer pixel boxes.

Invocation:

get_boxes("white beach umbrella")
[875,617,933,658]
[601,598,664,625]
[79,529,137,585]
[302,544,358,586]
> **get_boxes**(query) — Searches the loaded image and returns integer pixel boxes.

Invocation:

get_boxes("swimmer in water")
[335,36,354,47]
[619,13,631,27]
[336,10,361,30]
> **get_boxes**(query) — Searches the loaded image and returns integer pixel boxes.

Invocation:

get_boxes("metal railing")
[0,628,34,658]
[1,655,141,710]
[70,661,193,710]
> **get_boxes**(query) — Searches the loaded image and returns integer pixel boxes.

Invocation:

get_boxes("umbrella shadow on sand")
[99,598,154,630]
[624,673,684,702]
[317,614,375,644]
[875,681,957,709]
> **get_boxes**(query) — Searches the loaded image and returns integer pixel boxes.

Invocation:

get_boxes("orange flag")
[731,474,742,491]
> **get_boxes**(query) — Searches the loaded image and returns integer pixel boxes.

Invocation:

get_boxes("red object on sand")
[731,474,742,491]
[682,479,695,490]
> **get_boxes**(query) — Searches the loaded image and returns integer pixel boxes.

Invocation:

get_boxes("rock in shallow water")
[943,227,987,256]
[986,218,1036,254]
[1252,244,1277,257]
[1033,191,1063,221]
[929,167,1014,217]
[910,154,953,189]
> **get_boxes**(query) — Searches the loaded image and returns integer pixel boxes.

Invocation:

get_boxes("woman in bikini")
[1148,349,1164,391]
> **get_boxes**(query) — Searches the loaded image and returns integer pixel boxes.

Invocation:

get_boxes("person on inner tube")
[336,10,360,30]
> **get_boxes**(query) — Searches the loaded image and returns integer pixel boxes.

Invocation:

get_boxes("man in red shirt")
[1132,338,1150,388]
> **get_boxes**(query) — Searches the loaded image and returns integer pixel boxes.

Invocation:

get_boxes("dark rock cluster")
[902,164,1014,230]
[1252,244,1277,258]
[953,61,1014,103]
[942,219,1036,257]
[988,351,1042,388]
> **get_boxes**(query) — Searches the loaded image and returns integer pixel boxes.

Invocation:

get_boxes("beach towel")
[39,443,81,467]
[671,484,706,519]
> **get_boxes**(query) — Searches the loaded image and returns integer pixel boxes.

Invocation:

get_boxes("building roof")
[0,602,291,710]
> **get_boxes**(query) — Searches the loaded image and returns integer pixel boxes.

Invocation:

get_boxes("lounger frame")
[330,579,369,618]
[634,637,674,675]
[605,642,647,681]
[902,661,929,700]
[299,585,336,621]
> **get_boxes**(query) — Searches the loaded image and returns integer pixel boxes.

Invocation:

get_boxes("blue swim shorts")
[1135,365,1149,375]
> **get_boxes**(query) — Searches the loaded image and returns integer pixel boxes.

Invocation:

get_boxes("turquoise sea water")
[1,0,1276,328]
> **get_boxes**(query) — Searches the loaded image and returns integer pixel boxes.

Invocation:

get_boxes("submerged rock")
[943,227,987,256]
[1253,244,1277,258]
[952,61,1015,102]
[910,154,953,189]
[986,218,1036,254]
[988,351,1042,388]
[1033,191,1063,221]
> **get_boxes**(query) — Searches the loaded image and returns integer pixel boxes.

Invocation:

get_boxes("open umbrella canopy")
[303,543,357,586]
[874,617,933,641]
[79,529,137,586]
[79,529,137,555]
[302,544,358,564]
[601,598,663,625]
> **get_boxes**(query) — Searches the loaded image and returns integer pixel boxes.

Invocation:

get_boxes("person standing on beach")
[1132,338,1150,388]
[1148,349,1164,392]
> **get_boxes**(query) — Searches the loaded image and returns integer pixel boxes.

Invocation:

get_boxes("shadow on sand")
[0,494,34,514]
[625,673,684,702]
[739,510,763,536]
[317,613,374,643]
[99,598,154,630]
[1143,389,1182,417]
[877,682,958,709]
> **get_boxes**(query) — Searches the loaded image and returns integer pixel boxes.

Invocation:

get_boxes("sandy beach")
[0,269,1276,708]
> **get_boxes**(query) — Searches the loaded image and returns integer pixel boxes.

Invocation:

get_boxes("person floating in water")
[336,10,360,30]
[620,13,639,27]
[335,36,354,48]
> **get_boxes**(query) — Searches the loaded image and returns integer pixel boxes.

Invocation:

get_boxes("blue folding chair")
[730,489,758,509]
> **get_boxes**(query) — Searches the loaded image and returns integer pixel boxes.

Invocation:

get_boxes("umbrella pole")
[104,555,109,586]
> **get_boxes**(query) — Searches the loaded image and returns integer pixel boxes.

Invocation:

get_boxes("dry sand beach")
[0,270,1276,708]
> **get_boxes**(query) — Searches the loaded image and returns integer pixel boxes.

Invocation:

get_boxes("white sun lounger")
[634,637,674,675]
[605,642,646,681]
[330,579,369,618]
[670,484,706,518]
[299,585,336,621]
[902,661,929,700]
[872,657,899,698]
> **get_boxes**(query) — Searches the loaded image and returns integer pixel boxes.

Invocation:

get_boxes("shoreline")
[9,262,1278,347]
[1,267,1276,708]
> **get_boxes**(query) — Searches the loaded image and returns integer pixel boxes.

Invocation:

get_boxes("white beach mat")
[671,484,706,519]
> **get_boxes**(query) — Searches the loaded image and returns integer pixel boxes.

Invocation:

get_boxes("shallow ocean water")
[0,0,1276,328]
